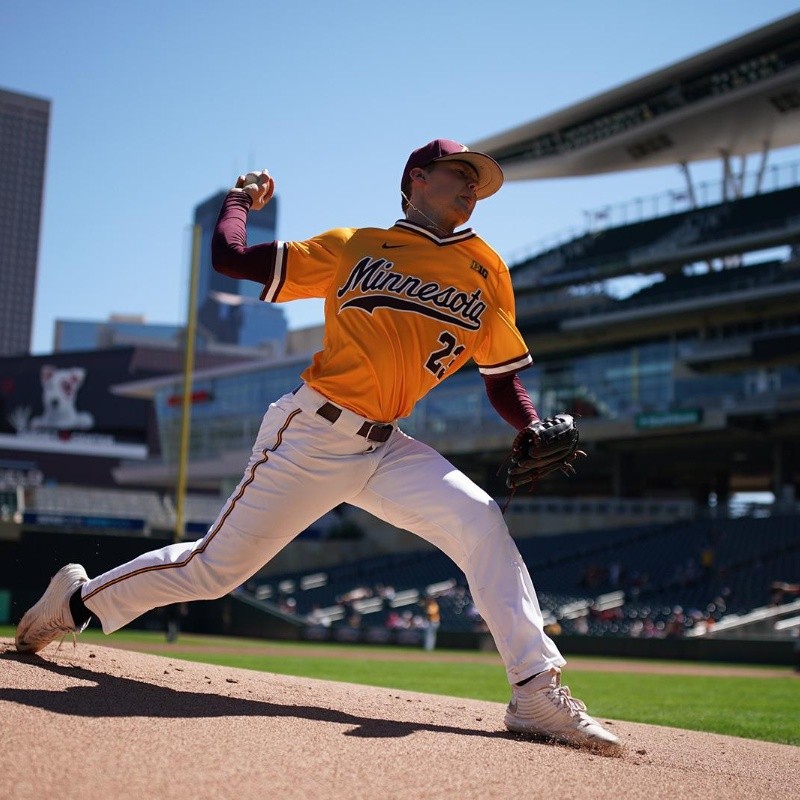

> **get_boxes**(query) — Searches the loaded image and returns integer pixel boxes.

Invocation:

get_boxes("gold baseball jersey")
[263,219,532,421]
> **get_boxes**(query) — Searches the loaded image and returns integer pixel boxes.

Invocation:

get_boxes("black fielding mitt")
[506,414,586,489]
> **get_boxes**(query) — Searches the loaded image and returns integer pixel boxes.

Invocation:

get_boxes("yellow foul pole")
[174,224,202,543]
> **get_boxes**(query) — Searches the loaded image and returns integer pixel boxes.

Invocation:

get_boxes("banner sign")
[635,408,703,429]
[22,512,146,531]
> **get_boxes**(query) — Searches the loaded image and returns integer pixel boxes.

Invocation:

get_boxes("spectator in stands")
[396,610,420,630]
[346,610,362,631]
[376,583,396,606]
[385,610,403,631]
[631,615,659,638]
[641,617,658,638]
[279,596,298,615]
[664,607,685,639]
[163,602,187,643]
[769,581,800,606]
[422,595,441,651]
[700,543,715,577]
[307,605,331,628]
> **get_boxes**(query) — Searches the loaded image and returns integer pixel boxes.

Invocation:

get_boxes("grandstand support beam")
[771,439,798,508]
[734,155,747,199]
[753,140,771,195]
[772,439,784,499]
[679,161,698,208]
[720,150,748,202]
[721,150,731,202]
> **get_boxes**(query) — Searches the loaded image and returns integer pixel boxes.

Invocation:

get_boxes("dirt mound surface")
[1,638,797,800]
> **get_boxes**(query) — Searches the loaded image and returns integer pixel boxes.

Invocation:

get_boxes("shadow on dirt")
[2,650,514,742]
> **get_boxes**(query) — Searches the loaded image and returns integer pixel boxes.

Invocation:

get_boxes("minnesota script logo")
[337,257,486,330]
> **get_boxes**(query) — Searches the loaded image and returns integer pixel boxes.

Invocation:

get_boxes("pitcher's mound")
[1,639,796,800]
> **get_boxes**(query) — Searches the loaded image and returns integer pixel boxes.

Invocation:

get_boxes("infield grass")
[2,626,797,745]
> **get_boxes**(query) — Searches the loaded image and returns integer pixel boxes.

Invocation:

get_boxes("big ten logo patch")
[470,260,488,279]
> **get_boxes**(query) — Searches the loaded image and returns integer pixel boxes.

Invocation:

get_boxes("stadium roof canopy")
[471,12,800,179]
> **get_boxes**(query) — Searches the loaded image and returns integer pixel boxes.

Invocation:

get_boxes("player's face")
[424,161,480,226]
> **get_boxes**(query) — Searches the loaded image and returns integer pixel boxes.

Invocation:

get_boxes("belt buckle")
[362,421,392,442]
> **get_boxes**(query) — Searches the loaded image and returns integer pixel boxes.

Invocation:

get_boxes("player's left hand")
[505,413,586,489]
[234,170,275,211]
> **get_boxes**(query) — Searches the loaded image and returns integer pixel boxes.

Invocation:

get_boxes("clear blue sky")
[3,1,799,354]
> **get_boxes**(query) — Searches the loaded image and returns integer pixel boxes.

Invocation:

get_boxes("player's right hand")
[234,170,275,211]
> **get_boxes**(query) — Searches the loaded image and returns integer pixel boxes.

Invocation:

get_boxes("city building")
[52,188,289,358]
[0,87,50,356]
[53,314,183,353]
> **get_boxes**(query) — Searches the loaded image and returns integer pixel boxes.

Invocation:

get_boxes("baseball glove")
[505,414,586,489]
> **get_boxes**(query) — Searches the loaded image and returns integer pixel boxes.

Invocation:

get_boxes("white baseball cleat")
[15,563,89,654]
[504,668,622,751]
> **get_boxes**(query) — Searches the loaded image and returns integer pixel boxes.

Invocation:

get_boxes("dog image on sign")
[29,365,95,431]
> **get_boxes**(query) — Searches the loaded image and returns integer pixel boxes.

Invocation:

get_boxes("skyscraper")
[0,87,50,356]
[193,190,287,354]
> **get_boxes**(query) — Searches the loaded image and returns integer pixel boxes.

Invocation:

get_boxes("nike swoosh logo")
[381,243,406,249]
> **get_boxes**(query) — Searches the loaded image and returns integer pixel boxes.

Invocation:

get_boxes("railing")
[504,159,800,267]
[501,496,696,520]
[558,259,800,321]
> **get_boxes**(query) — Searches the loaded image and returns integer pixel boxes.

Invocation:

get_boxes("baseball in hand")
[243,172,262,187]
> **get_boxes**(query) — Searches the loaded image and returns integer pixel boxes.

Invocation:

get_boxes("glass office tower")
[0,87,50,356]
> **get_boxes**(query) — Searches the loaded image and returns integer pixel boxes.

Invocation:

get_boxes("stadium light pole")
[174,224,201,543]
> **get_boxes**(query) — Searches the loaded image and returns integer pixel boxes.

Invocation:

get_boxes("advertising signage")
[0,348,165,484]
[635,408,703,430]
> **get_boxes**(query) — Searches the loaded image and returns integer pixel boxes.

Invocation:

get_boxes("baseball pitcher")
[17,139,620,751]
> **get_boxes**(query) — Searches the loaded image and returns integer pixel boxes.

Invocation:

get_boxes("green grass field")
[2,626,797,746]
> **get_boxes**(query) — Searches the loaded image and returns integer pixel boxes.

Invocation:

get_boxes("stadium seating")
[241,515,800,641]
[617,259,796,312]
[31,485,171,526]
[27,485,799,642]
[28,485,224,531]
[512,185,800,290]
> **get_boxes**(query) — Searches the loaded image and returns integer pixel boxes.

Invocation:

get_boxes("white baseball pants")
[81,384,566,684]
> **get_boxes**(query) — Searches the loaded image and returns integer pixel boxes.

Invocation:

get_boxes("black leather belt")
[316,402,393,442]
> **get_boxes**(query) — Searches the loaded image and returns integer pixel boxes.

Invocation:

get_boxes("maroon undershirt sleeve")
[483,371,539,431]
[211,191,279,284]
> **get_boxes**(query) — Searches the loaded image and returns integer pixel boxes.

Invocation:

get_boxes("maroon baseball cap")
[401,139,504,200]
